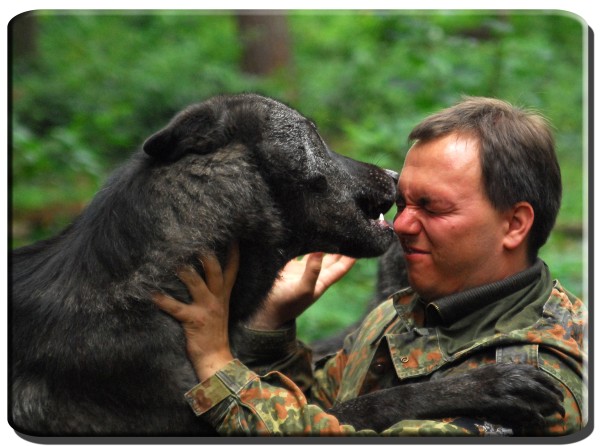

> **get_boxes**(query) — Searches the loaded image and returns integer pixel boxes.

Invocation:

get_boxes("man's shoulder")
[549,280,587,314]
[363,287,414,322]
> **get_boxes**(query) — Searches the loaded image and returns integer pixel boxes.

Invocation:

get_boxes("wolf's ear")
[143,103,223,163]
[143,98,265,163]
[142,128,187,162]
[142,123,220,163]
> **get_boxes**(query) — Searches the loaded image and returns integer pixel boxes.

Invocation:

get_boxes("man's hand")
[248,253,356,330]
[152,244,239,381]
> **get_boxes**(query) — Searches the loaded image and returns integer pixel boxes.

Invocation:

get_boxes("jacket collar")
[422,259,544,327]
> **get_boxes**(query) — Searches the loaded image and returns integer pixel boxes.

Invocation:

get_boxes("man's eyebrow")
[397,192,433,207]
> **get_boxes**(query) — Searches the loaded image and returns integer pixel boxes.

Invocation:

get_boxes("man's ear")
[503,201,535,251]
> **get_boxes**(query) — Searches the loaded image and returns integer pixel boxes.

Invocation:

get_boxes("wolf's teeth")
[378,213,385,222]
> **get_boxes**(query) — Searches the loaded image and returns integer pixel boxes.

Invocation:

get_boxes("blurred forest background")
[10,10,587,343]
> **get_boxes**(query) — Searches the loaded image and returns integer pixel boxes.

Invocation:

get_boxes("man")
[154,97,587,436]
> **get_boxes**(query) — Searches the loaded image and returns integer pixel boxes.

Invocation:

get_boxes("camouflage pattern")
[184,261,587,436]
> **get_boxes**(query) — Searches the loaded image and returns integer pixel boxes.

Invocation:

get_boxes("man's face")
[393,132,511,302]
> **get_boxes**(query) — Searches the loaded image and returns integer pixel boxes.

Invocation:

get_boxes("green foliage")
[10,10,587,341]
[297,258,380,342]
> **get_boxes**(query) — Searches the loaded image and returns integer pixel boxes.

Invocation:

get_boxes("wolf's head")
[143,93,398,259]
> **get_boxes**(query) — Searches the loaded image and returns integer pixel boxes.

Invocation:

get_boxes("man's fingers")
[314,255,356,297]
[200,252,224,293]
[177,265,211,305]
[297,252,324,296]
[223,243,240,291]
[321,253,342,268]
[176,246,239,306]
[152,292,189,322]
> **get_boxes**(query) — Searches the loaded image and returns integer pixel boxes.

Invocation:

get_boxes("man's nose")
[393,207,421,235]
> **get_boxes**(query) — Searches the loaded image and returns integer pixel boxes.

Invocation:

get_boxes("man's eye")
[396,199,406,211]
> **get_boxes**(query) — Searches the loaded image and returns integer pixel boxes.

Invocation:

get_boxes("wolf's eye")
[309,174,328,192]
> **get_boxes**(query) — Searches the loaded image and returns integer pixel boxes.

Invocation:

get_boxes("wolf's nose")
[385,169,399,184]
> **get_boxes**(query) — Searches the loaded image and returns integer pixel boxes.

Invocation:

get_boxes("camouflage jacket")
[184,259,588,437]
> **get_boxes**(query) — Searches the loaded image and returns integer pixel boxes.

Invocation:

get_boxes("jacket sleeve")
[184,359,487,436]
[184,359,368,435]
[229,322,347,409]
[186,323,490,437]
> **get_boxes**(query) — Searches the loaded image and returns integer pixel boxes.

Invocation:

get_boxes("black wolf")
[10,94,563,436]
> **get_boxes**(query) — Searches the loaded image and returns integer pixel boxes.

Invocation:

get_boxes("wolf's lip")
[360,190,395,222]
[374,213,391,228]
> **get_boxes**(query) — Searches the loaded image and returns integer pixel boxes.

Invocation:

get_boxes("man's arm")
[152,245,239,381]
[151,250,478,436]
[153,250,568,436]
[183,356,493,437]
[230,321,347,408]
[152,249,373,435]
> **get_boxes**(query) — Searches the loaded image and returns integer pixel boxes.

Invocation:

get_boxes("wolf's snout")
[385,169,399,184]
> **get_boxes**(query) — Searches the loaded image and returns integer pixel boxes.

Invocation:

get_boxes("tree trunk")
[10,12,38,62]
[236,13,291,76]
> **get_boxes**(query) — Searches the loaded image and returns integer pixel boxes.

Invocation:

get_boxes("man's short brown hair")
[408,96,562,261]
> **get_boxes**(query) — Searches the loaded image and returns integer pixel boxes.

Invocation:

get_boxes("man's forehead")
[399,135,483,196]
[404,134,480,171]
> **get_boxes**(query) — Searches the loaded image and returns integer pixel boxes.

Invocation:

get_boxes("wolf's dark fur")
[10,94,563,436]
[10,93,399,436]
[327,362,565,434]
